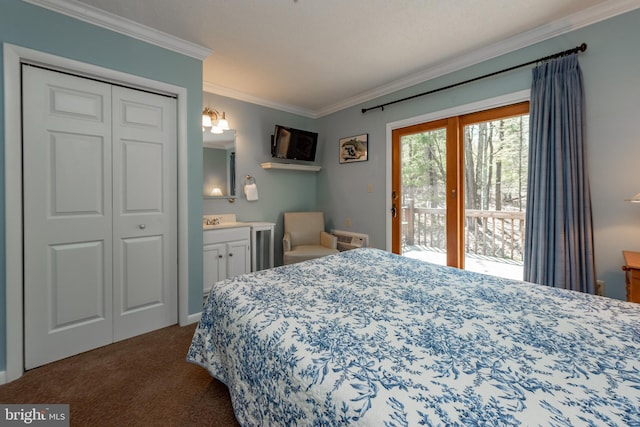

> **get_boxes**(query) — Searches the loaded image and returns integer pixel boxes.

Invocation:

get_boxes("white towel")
[244,183,259,201]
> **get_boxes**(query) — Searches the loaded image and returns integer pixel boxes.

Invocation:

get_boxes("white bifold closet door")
[23,65,177,369]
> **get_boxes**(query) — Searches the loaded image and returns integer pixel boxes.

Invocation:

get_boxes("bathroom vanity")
[203,214,274,294]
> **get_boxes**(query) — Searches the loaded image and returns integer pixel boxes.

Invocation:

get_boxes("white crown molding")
[215,0,640,117]
[203,81,318,119]
[31,0,639,115]
[22,0,211,60]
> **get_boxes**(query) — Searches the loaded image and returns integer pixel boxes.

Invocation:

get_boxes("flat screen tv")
[271,125,318,162]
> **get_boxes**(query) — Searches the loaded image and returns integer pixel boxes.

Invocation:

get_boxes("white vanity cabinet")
[203,226,251,294]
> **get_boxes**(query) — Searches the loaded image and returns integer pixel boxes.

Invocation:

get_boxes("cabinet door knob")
[218,254,223,259]
[139,224,146,229]
[228,253,233,257]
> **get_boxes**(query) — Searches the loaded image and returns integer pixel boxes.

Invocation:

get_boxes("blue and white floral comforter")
[187,248,640,426]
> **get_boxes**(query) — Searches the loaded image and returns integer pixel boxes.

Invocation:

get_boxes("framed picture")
[339,134,368,163]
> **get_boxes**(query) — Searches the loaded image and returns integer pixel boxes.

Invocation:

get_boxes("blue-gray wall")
[0,0,204,371]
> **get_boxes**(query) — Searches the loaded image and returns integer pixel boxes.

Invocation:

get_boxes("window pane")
[463,114,529,279]
[400,128,447,265]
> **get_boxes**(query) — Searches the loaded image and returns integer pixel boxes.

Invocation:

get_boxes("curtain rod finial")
[579,43,587,52]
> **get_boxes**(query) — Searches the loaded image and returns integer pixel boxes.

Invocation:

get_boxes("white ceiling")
[28,0,640,117]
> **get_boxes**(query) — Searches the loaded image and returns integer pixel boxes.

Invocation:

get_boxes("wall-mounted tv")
[271,125,318,162]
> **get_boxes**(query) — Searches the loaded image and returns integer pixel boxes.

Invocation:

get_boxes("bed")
[187,248,640,426]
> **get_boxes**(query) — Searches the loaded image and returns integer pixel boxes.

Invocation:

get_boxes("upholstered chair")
[283,212,339,265]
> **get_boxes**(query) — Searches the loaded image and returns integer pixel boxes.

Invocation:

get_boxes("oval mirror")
[203,129,236,199]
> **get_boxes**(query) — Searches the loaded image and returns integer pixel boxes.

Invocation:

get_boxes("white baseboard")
[185,312,201,325]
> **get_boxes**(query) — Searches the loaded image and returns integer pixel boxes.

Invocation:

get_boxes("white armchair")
[283,212,339,265]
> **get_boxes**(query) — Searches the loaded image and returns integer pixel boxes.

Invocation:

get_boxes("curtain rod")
[361,43,587,114]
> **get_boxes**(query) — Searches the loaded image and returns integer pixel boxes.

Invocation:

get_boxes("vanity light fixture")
[202,107,230,134]
[216,112,230,131]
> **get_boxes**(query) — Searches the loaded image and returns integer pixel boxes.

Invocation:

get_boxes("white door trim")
[383,89,532,252]
[3,42,191,382]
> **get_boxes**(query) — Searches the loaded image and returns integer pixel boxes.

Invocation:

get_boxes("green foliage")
[401,128,447,208]
[401,115,529,212]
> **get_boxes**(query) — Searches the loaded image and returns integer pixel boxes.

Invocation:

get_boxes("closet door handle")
[139,224,146,230]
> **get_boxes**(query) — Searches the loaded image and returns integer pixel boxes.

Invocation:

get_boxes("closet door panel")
[112,86,177,341]
[120,235,164,311]
[23,66,113,369]
[50,241,106,325]
[121,140,163,212]
[50,132,104,215]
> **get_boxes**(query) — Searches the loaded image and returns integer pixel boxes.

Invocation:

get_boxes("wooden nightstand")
[622,251,640,303]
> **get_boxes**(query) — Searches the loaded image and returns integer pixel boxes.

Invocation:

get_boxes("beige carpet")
[0,324,239,427]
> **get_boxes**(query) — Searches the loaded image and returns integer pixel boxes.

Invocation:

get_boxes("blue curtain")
[523,54,595,293]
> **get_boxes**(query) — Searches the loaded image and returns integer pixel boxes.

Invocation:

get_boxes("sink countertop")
[203,222,249,230]
[203,214,275,230]
[203,214,251,230]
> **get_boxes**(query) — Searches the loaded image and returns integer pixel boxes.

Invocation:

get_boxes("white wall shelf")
[260,162,321,172]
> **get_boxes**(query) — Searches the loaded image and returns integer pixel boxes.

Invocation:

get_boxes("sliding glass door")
[392,103,529,279]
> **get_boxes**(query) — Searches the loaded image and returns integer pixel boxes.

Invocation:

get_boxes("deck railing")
[402,206,526,262]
